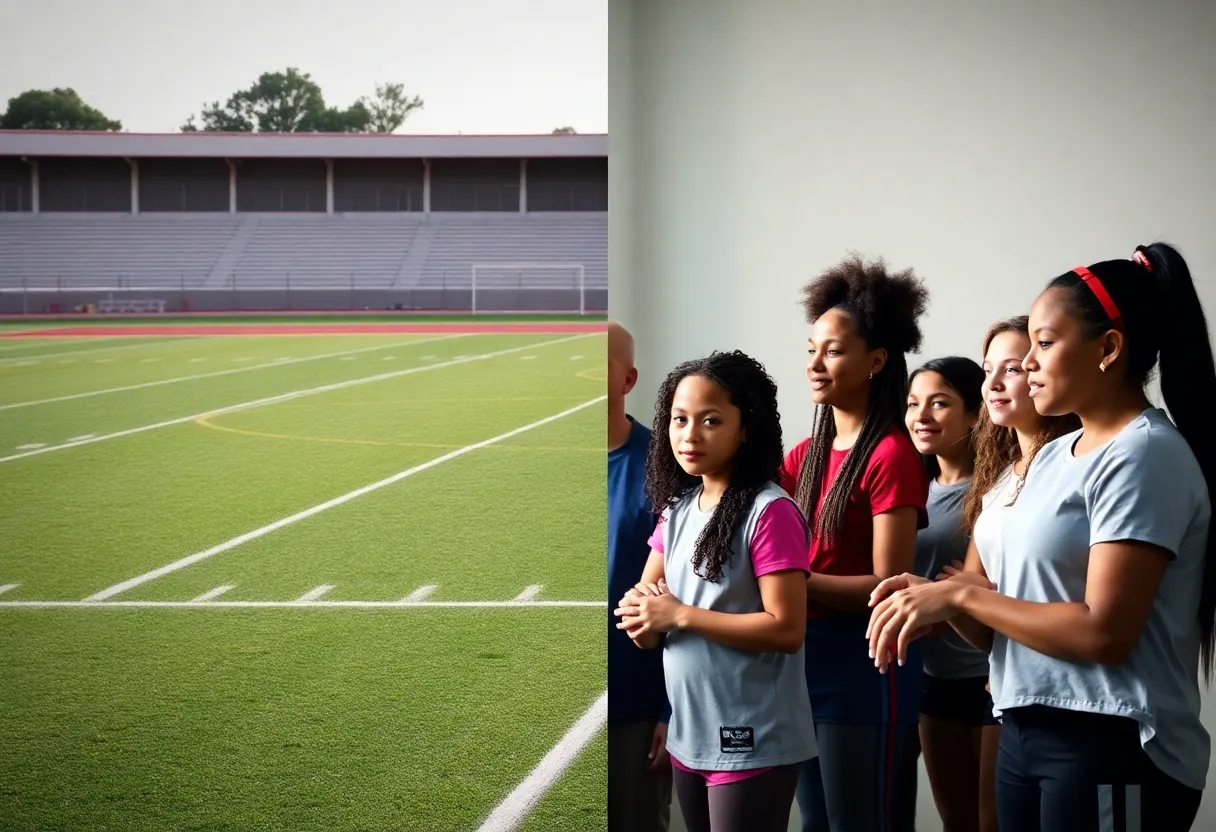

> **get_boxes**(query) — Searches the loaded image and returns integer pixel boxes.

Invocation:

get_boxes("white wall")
[609,0,1216,828]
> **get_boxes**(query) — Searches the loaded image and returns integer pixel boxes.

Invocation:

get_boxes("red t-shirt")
[780,429,928,619]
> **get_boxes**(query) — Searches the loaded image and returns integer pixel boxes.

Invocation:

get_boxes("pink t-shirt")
[648,494,810,786]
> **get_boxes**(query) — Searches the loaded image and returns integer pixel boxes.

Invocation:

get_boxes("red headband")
[1073,266,1123,330]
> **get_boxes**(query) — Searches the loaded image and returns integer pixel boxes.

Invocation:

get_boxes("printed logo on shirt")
[719,726,755,754]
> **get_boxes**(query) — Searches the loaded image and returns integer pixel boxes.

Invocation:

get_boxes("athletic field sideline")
[0,321,608,831]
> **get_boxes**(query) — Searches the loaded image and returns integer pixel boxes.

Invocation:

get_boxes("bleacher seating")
[0,212,607,292]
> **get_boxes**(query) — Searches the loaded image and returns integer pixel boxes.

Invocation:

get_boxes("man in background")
[607,321,671,832]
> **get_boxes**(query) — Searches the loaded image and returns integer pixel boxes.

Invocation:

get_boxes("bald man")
[607,321,672,832]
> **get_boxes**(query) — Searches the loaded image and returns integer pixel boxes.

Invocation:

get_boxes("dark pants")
[673,763,801,832]
[795,722,919,832]
[608,721,672,832]
[996,705,1203,832]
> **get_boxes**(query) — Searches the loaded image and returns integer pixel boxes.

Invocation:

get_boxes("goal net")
[470,263,587,315]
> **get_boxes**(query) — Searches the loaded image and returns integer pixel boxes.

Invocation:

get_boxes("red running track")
[0,323,606,338]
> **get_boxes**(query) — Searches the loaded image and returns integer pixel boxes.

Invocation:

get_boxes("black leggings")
[673,763,802,832]
[997,705,1203,832]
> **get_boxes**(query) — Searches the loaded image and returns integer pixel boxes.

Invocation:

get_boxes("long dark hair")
[1047,243,1216,679]
[961,316,1080,534]
[793,254,930,543]
[908,356,985,482]
[644,350,785,582]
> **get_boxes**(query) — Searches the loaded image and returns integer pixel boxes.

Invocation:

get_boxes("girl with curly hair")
[780,254,931,832]
[614,350,817,832]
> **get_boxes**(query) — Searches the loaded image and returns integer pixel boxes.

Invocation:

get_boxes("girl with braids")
[779,254,931,832]
[868,243,1216,831]
[613,350,817,832]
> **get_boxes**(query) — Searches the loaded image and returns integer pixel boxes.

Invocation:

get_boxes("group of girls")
[613,242,1216,832]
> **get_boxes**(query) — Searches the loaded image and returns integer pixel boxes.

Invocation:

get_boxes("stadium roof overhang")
[0,131,607,159]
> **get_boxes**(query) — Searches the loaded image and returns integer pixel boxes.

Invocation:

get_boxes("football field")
[0,320,608,831]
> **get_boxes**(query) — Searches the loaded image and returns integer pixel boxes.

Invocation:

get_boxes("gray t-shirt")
[658,481,818,771]
[914,478,990,679]
[991,408,1211,790]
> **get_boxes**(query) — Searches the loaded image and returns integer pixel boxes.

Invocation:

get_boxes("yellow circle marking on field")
[192,405,601,454]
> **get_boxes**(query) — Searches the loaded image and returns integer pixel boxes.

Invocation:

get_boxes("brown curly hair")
[961,316,1081,534]
[792,253,930,543]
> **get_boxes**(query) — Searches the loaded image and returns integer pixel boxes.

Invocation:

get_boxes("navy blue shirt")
[608,416,670,724]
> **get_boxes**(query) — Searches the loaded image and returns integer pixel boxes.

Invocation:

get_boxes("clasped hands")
[865,561,994,674]
[614,578,686,641]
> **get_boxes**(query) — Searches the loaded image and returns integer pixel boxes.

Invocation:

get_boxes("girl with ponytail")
[867,243,1215,830]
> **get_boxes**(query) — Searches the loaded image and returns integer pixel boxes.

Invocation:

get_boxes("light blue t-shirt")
[990,408,1211,790]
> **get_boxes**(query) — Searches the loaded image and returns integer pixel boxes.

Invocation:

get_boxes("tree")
[552,126,577,134]
[0,88,122,131]
[182,69,422,134]
[358,83,424,133]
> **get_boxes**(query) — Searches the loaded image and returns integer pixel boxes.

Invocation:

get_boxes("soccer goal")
[470,263,588,315]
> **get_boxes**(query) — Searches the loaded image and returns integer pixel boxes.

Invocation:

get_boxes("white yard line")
[296,585,336,602]
[402,584,438,602]
[0,599,602,609]
[0,337,195,365]
[81,394,605,601]
[513,585,544,602]
[0,583,19,596]
[0,334,468,412]
[191,585,234,602]
[0,333,595,464]
[475,691,609,832]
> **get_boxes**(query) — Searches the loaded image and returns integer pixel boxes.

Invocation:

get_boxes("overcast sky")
[0,0,606,134]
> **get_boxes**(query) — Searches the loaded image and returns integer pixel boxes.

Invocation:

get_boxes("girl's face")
[905,371,975,459]
[668,374,744,480]
[806,308,886,408]
[983,330,1036,431]
[1024,289,1108,417]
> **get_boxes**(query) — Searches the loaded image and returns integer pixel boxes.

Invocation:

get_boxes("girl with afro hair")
[780,254,932,832]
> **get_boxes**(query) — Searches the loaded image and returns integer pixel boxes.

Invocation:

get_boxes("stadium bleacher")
[0,131,607,313]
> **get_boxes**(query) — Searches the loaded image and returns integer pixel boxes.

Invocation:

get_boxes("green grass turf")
[0,330,608,830]
[0,610,605,832]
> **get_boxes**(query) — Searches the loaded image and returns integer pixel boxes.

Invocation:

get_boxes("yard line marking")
[14,361,38,366]
[296,585,336,602]
[0,337,196,365]
[82,393,605,600]
[569,354,583,360]
[382,356,396,361]
[513,585,543,602]
[67,434,96,442]
[192,585,234,602]
[520,355,536,361]
[402,584,438,602]
[475,690,608,832]
[15,443,45,450]
[0,584,19,596]
[340,356,358,361]
[0,599,603,609]
[0,334,593,464]
[0,334,467,412]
